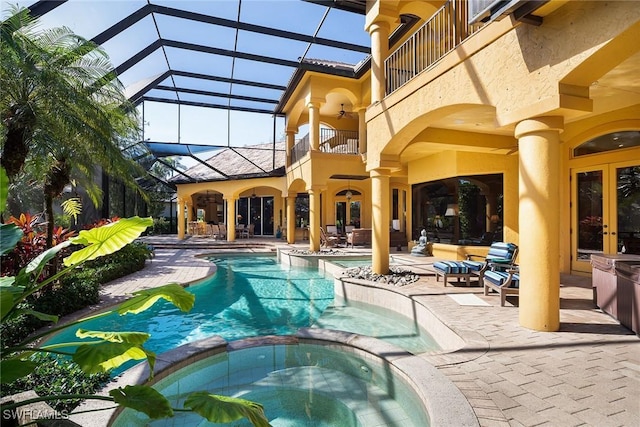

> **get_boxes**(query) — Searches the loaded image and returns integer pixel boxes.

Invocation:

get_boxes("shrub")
[0,354,110,412]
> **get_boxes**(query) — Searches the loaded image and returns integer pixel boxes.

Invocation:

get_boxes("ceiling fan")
[337,104,356,120]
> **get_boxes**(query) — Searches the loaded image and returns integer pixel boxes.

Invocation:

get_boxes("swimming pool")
[45,254,438,374]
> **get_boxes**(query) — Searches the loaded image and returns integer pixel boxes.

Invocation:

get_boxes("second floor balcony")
[291,128,359,164]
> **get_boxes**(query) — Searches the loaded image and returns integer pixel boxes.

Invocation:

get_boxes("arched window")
[574,131,640,157]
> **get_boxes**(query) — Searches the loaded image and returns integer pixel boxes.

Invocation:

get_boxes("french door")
[571,161,640,273]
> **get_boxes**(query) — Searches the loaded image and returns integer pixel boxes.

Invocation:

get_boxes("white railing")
[290,129,359,164]
[319,129,359,154]
[385,0,483,95]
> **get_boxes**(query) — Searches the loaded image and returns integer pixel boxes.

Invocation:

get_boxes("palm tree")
[1,7,145,246]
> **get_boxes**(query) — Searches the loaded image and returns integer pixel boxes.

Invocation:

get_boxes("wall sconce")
[490,214,500,223]
[346,190,353,200]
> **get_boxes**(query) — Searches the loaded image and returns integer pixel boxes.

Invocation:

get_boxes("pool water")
[112,344,430,427]
[45,254,438,374]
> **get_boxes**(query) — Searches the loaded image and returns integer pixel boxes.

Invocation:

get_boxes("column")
[226,197,236,241]
[308,188,321,252]
[371,169,391,274]
[287,195,296,244]
[368,20,390,103]
[515,116,563,332]
[177,198,185,240]
[308,101,320,151]
[357,107,367,156]
[186,201,193,223]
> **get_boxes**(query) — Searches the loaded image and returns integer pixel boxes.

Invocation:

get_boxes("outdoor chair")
[321,227,341,247]
[208,224,220,239]
[326,225,338,235]
[236,224,248,239]
[463,242,519,285]
[433,242,518,287]
[218,223,227,240]
[483,264,520,306]
[248,223,255,238]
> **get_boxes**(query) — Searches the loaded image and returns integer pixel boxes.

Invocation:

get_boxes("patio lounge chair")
[463,242,519,285]
[484,265,520,306]
[433,242,518,287]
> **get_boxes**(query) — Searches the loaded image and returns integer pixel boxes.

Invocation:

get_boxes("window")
[295,193,309,227]
[412,174,503,245]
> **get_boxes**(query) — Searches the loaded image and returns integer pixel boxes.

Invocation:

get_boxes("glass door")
[571,161,640,273]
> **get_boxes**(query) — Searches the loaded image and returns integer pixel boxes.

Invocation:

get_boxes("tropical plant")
[1,7,147,247]
[0,170,270,426]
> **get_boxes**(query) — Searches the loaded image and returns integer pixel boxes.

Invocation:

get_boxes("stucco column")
[371,169,391,274]
[368,20,390,103]
[287,195,296,244]
[226,197,236,241]
[357,107,367,156]
[308,101,320,151]
[515,116,564,332]
[285,130,295,166]
[308,188,321,252]
[185,201,193,223]
[177,198,185,240]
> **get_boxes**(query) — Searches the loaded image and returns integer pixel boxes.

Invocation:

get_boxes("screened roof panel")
[235,30,309,62]
[172,76,231,94]
[100,16,160,67]
[152,0,240,20]
[154,15,237,49]
[164,48,234,76]
[316,7,370,46]
[12,0,420,183]
[232,59,295,86]
[239,1,327,35]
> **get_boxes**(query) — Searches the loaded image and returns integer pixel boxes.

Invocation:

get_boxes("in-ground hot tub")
[107,333,478,427]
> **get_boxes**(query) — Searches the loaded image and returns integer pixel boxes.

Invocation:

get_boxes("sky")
[3,0,370,169]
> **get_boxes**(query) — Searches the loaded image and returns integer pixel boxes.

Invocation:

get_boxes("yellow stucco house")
[174,0,640,332]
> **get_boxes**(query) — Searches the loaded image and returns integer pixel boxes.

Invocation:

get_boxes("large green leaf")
[14,309,58,323]
[0,359,37,384]
[117,284,195,315]
[0,279,23,321]
[76,329,150,345]
[0,223,22,255]
[0,167,8,212]
[185,391,271,427]
[72,341,152,374]
[109,385,173,419]
[25,240,72,276]
[64,216,153,267]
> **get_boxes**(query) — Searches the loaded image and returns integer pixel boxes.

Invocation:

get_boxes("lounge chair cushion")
[484,270,519,287]
[434,261,469,274]
[485,242,518,263]
[462,260,484,271]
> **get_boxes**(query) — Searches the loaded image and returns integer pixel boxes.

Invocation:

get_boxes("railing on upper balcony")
[290,129,359,164]
[291,134,309,164]
[319,129,359,154]
[385,0,483,95]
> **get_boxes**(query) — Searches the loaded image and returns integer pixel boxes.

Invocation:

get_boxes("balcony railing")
[319,129,359,154]
[290,129,359,164]
[291,134,309,164]
[385,0,483,95]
